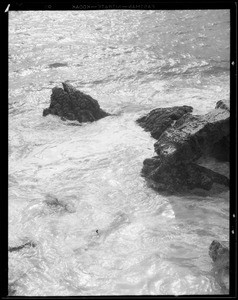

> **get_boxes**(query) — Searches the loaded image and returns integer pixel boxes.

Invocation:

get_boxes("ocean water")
[8,10,230,296]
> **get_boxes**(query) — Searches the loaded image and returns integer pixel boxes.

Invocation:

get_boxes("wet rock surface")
[137,100,230,192]
[48,62,68,68]
[8,241,37,253]
[44,193,76,213]
[209,240,229,292]
[43,82,111,123]
[215,99,230,111]
[137,105,193,140]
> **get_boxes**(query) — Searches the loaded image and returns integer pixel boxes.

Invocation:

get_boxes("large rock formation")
[137,100,230,192]
[43,82,111,123]
[137,105,193,140]
[209,240,229,292]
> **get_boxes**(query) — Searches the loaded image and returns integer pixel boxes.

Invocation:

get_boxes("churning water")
[9,10,230,295]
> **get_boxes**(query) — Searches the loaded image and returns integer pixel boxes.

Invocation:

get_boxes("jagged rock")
[154,106,229,163]
[209,240,229,292]
[142,159,229,192]
[137,100,230,192]
[136,106,193,140]
[43,82,110,123]
[215,99,230,111]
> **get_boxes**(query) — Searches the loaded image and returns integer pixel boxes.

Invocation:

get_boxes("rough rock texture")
[209,240,229,264]
[209,240,229,292]
[43,82,110,123]
[142,158,229,192]
[215,99,230,111]
[137,100,230,192]
[137,105,193,140]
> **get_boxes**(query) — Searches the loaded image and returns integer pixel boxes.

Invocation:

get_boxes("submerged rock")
[43,82,111,123]
[44,194,76,213]
[8,241,37,252]
[209,240,229,292]
[8,283,17,296]
[137,100,230,192]
[48,62,68,68]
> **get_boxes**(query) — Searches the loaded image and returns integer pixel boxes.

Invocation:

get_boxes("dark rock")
[209,240,229,292]
[153,108,229,163]
[136,105,193,140]
[48,62,68,68]
[8,241,36,252]
[142,159,229,192]
[209,136,230,162]
[43,82,111,123]
[43,108,51,117]
[215,99,230,111]
[137,101,230,192]
[209,240,229,264]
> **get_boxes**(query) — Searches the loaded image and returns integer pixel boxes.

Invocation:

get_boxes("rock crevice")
[137,100,230,192]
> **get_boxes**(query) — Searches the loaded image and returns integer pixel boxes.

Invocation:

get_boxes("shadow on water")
[140,174,229,292]
[145,177,229,198]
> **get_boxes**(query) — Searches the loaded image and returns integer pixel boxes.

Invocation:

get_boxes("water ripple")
[9,9,229,296]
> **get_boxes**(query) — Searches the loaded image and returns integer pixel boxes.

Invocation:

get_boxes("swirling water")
[9,10,230,295]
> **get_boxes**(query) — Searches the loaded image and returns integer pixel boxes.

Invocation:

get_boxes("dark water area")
[9,10,230,295]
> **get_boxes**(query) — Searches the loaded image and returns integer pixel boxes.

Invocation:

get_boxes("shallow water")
[9,10,229,295]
